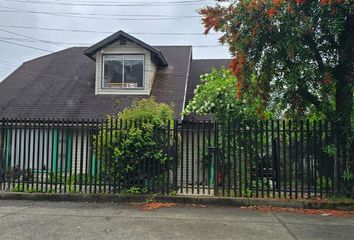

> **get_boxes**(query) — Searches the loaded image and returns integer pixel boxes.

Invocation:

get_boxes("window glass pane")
[124,58,144,88]
[103,55,144,89]
[105,55,123,61]
[125,55,144,61]
[103,59,123,88]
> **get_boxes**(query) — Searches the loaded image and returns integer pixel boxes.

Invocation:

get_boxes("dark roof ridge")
[83,30,168,66]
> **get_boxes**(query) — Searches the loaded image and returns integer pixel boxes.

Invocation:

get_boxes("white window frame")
[101,54,145,90]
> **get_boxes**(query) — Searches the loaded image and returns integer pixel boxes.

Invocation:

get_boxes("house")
[0,30,229,120]
[0,30,229,187]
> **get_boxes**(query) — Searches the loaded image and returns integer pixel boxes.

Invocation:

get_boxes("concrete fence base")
[0,192,353,210]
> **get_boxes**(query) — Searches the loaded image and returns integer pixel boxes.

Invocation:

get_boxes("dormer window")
[102,55,144,89]
[84,30,167,95]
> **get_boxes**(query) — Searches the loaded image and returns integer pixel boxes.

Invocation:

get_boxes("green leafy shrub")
[95,98,175,192]
[342,170,353,183]
[169,190,177,196]
[252,177,272,190]
[12,183,39,193]
[124,186,148,194]
[323,145,336,157]
[183,68,271,123]
[120,97,174,125]
[316,176,333,191]
[242,188,253,198]
[12,183,25,192]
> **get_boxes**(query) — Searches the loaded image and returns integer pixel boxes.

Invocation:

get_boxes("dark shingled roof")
[184,59,230,121]
[0,46,191,120]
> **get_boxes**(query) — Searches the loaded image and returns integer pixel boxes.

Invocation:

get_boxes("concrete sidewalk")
[0,200,353,240]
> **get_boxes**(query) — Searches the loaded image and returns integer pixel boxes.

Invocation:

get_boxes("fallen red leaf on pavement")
[138,202,176,211]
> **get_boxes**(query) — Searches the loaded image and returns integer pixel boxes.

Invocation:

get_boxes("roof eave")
[83,30,168,67]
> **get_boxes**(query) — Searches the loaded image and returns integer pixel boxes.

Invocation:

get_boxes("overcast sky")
[0,0,230,81]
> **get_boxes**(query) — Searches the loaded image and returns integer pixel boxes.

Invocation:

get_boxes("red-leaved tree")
[200,0,353,163]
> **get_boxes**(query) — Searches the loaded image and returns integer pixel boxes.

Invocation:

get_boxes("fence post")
[0,118,5,187]
[213,121,218,196]
[173,120,178,192]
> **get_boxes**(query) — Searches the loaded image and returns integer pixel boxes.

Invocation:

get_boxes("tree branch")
[296,86,335,119]
[297,87,322,109]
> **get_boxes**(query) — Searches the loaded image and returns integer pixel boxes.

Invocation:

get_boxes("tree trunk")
[334,66,352,137]
[333,66,352,195]
[333,13,354,194]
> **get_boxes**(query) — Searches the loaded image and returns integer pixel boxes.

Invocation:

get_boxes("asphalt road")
[0,200,353,240]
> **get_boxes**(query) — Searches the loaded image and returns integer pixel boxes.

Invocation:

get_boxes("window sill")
[96,88,150,95]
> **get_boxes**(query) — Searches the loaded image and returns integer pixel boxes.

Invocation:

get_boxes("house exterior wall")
[95,40,157,95]
[2,128,70,172]
[0,127,94,176]
[177,130,215,189]
[71,131,93,177]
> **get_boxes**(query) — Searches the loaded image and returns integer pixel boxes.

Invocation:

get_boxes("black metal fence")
[0,118,353,199]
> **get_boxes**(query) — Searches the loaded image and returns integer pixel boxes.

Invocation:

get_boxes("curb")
[0,192,353,210]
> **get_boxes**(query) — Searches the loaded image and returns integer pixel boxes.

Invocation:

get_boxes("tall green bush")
[94,98,175,191]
